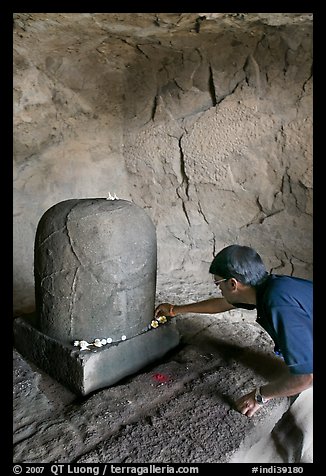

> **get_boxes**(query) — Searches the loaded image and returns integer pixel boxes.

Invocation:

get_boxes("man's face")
[214,275,256,310]
[213,275,230,299]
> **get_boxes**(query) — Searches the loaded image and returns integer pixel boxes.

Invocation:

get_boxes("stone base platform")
[13,313,180,396]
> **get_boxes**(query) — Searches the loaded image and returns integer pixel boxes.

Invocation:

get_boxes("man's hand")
[154,303,174,318]
[235,390,265,418]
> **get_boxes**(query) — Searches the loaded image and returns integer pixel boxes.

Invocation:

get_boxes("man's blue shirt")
[255,274,313,375]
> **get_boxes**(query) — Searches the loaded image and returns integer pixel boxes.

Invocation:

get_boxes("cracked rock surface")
[13,13,312,315]
[14,289,310,463]
[12,12,313,464]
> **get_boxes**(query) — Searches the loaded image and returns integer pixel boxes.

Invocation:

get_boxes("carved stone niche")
[14,198,180,395]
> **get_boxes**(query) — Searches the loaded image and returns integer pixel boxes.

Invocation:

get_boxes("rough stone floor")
[14,292,314,465]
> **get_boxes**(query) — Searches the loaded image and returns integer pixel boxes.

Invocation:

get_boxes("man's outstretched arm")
[155,297,235,317]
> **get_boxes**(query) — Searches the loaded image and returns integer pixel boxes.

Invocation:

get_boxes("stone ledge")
[13,314,180,395]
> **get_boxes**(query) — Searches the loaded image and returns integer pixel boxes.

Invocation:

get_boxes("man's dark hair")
[209,244,269,287]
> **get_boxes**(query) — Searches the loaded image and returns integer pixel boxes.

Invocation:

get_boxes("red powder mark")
[152,373,170,383]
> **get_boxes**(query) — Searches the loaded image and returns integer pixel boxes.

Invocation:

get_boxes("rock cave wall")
[13,13,313,315]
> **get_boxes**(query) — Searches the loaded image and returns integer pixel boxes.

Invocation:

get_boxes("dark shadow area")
[271,409,304,463]
[177,320,288,379]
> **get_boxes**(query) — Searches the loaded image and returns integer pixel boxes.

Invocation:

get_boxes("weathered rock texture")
[14,305,310,463]
[34,198,157,343]
[13,13,313,316]
[13,311,180,395]
[12,12,314,464]
[14,197,180,394]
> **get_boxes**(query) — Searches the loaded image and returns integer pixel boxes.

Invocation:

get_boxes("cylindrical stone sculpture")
[34,198,157,345]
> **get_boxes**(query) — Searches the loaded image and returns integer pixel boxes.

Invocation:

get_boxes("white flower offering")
[151,315,169,329]
[157,316,167,324]
[73,312,170,350]
[73,333,128,350]
[79,340,91,350]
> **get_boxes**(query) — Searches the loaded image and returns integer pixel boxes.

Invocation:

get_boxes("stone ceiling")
[13,13,313,43]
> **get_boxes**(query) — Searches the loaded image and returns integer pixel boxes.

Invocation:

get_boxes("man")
[155,244,313,418]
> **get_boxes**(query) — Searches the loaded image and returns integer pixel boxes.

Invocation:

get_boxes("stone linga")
[13,198,180,395]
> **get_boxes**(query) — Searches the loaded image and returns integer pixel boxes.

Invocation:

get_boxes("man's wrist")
[260,386,272,401]
[254,386,269,404]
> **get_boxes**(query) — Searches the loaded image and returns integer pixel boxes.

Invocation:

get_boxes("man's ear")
[229,278,238,290]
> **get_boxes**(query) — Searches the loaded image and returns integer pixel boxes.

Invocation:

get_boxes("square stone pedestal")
[13,313,180,396]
